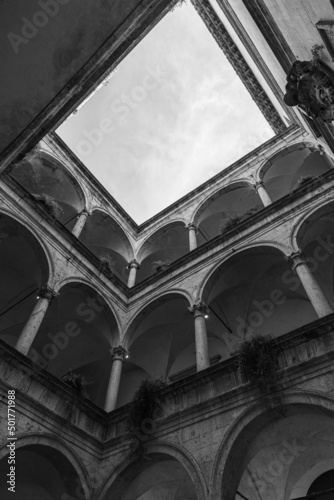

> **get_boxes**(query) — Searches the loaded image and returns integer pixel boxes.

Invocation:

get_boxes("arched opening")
[28,282,119,409]
[194,183,262,243]
[103,453,197,500]
[218,404,334,500]
[296,202,334,311]
[136,222,189,282]
[261,146,333,202]
[79,210,133,283]
[120,294,202,407]
[202,246,317,356]
[0,213,49,348]
[307,471,334,499]
[0,444,87,499]
[10,153,85,230]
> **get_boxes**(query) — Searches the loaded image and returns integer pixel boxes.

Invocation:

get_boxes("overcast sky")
[57,0,274,224]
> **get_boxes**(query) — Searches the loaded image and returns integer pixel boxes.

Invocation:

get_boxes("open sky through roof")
[57,0,274,224]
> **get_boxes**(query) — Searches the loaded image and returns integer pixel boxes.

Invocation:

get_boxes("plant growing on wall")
[33,193,64,220]
[220,215,242,235]
[62,371,92,428]
[99,254,116,274]
[62,371,91,399]
[128,378,167,441]
[152,259,171,273]
[237,334,281,396]
[293,175,318,190]
[171,0,188,11]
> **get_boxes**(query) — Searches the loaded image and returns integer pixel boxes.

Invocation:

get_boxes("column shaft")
[256,183,272,207]
[105,358,123,412]
[189,227,198,251]
[72,210,89,238]
[15,297,49,355]
[295,262,333,317]
[193,310,210,371]
[127,261,139,288]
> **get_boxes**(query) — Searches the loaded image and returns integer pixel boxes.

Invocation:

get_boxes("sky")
[57,0,274,224]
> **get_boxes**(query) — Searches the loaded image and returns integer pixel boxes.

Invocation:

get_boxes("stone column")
[254,181,272,207]
[187,223,198,251]
[127,260,140,288]
[72,209,89,238]
[289,252,333,317]
[15,286,57,356]
[188,302,210,371]
[104,346,129,413]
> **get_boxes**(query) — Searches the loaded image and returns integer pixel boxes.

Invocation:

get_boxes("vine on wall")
[237,334,284,410]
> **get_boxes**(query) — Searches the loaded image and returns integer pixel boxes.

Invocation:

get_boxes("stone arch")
[0,211,52,348]
[97,440,207,500]
[292,200,334,311]
[119,292,195,407]
[199,242,290,301]
[210,391,334,500]
[288,459,334,499]
[192,179,262,244]
[123,290,193,347]
[136,218,188,259]
[136,220,189,283]
[79,208,134,284]
[0,207,54,277]
[198,243,316,356]
[10,151,87,230]
[291,199,334,251]
[257,142,333,202]
[0,432,91,499]
[28,280,120,408]
[54,275,122,338]
[193,179,256,222]
[257,142,318,180]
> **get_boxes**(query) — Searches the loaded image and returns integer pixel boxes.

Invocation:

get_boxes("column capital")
[37,285,57,303]
[253,181,264,190]
[110,345,129,361]
[286,251,307,271]
[188,301,208,317]
[187,222,198,233]
[78,208,90,217]
[127,259,140,270]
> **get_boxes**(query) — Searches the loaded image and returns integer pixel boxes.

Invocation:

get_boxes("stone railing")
[1,314,334,445]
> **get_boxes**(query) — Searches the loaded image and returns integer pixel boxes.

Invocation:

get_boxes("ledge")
[130,168,334,295]
[2,163,334,302]
[1,314,334,444]
[0,174,130,297]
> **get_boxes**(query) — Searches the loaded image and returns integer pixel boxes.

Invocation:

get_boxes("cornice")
[191,0,286,134]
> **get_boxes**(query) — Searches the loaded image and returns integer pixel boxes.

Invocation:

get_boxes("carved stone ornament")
[188,301,208,317]
[127,259,140,270]
[285,251,307,272]
[38,285,57,303]
[110,345,129,360]
[283,50,334,123]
